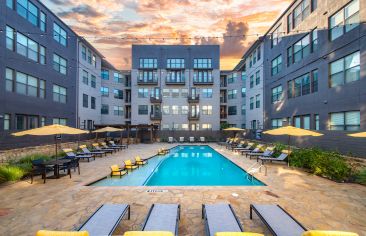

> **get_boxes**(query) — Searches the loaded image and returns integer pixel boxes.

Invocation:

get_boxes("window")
[193,71,213,83]
[138,70,158,83]
[288,0,315,31]
[53,118,67,125]
[166,70,185,83]
[288,71,318,98]
[92,55,97,67]
[294,116,301,128]
[311,28,318,52]
[271,86,283,104]
[303,115,310,129]
[181,106,188,115]
[250,75,254,88]
[6,0,13,9]
[271,24,282,47]
[228,106,237,116]
[40,12,46,32]
[255,71,260,85]
[241,87,246,98]
[201,89,213,98]
[82,46,87,60]
[138,105,148,115]
[271,55,282,76]
[250,97,254,110]
[138,88,148,98]
[202,106,212,115]
[101,104,109,115]
[53,54,67,75]
[315,114,319,130]
[162,89,170,97]
[114,72,122,83]
[6,68,45,98]
[82,70,88,85]
[53,23,67,46]
[287,47,292,67]
[88,75,95,88]
[181,89,188,98]
[241,105,246,115]
[41,117,46,127]
[330,0,359,41]
[171,106,179,115]
[193,59,212,69]
[162,106,170,115]
[82,94,88,108]
[228,73,236,84]
[114,106,123,116]
[6,26,14,51]
[114,89,123,99]
[330,51,360,87]
[87,50,92,64]
[330,111,360,131]
[91,97,96,109]
[287,13,293,33]
[312,69,318,93]
[171,89,179,98]
[228,89,237,99]
[202,124,212,130]
[139,58,157,68]
[167,59,185,68]
[6,68,14,92]
[101,69,109,80]
[4,114,11,130]
[101,87,109,97]
[257,46,261,61]
[16,0,44,28]
[53,85,67,103]
[162,124,170,130]
[272,119,283,128]
[255,94,260,108]
[294,34,310,63]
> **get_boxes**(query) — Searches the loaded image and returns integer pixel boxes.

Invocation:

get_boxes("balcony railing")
[220,113,228,119]
[188,112,200,120]
[187,94,200,103]
[193,79,214,85]
[165,78,185,85]
[150,112,162,120]
[137,78,158,85]
[220,97,227,103]
[150,95,162,103]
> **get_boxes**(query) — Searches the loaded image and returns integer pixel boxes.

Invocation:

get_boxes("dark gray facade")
[263,0,365,131]
[0,0,78,131]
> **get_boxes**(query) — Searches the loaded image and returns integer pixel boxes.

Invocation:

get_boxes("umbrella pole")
[287,135,291,167]
[55,135,58,161]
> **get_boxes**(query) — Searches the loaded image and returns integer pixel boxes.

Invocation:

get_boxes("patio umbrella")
[263,126,323,166]
[92,126,124,142]
[347,132,366,137]
[223,127,246,140]
[12,124,89,159]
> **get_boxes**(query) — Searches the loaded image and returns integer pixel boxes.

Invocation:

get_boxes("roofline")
[78,37,105,58]
[101,58,118,71]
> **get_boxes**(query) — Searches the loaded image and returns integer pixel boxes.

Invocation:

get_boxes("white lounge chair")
[200,137,205,143]
[168,137,174,143]
[189,137,195,143]
[179,137,185,143]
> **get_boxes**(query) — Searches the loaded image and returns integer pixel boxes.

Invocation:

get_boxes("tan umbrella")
[93,126,124,142]
[348,132,366,137]
[12,124,89,158]
[223,127,246,139]
[263,126,323,166]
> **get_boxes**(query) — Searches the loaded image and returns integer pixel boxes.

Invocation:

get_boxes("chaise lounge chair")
[79,145,105,157]
[92,143,114,154]
[202,203,244,236]
[110,165,127,178]
[250,204,306,236]
[189,137,195,143]
[135,156,147,165]
[200,137,206,143]
[101,142,121,151]
[232,141,252,151]
[168,137,174,143]
[179,137,185,143]
[124,159,138,171]
[217,138,230,146]
[242,144,264,157]
[63,148,95,162]
[124,203,180,236]
[257,151,289,164]
[109,140,127,149]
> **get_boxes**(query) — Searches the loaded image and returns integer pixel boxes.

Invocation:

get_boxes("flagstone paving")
[0,143,365,236]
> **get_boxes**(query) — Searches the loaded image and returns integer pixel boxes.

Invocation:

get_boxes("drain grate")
[146,189,168,193]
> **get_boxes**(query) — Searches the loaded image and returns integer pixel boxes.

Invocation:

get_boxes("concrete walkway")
[0,143,365,235]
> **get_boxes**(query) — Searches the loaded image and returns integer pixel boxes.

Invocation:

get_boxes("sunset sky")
[43,0,292,70]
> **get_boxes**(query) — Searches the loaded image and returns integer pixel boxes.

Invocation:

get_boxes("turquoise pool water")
[90,145,265,186]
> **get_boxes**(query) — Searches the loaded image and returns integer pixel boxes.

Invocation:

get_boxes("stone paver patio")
[0,143,365,236]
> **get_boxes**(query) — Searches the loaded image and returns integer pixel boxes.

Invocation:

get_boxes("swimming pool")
[90,145,265,186]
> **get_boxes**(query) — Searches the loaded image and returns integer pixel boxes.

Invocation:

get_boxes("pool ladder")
[247,162,267,181]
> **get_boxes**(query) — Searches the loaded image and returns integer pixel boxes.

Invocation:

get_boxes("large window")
[4,114,11,131]
[82,46,87,61]
[241,87,246,98]
[228,89,237,99]
[166,70,185,83]
[139,58,157,69]
[53,85,67,103]
[167,59,184,69]
[194,59,212,69]
[201,124,212,130]
[330,0,359,41]
[53,23,67,46]
[329,51,360,87]
[6,68,45,98]
[271,85,283,104]
[101,87,109,97]
[201,88,213,98]
[138,88,149,98]
[330,111,360,131]
[82,94,88,108]
[228,106,237,116]
[114,106,123,116]
[193,71,213,83]
[6,26,15,51]
[114,89,123,99]
[114,72,122,83]
[255,71,260,85]
[271,55,282,76]
[138,71,158,83]
[138,105,148,115]
[255,94,260,108]
[91,75,96,88]
[101,104,109,115]
[202,106,213,115]
[288,0,316,32]
[52,118,67,126]
[82,70,88,85]
[288,71,318,98]
[91,97,96,109]
[250,97,254,110]
[101,69,109,80]
[287,33,317,66]
[272,119,283,128]
[53,54,67,75]
[271,24,282,47]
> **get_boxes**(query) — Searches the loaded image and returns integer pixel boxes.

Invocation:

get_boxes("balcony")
[220,97,227,103]
[188,112,200,120]
[220,113,228,119]
[137,78,158,85]
[150,112,162,120]
[187,94,200,103]
[193,79,214,85]
[165,78,185,85]
[150,95,162,103]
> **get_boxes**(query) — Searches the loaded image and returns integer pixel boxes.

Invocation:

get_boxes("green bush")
[0,165,25,182]
[272,142,287,157]
[290,148,351,181]
[354,169,366,185]
[8,154,52,177]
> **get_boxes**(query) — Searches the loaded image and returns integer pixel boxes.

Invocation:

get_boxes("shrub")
[290,148,351,181]
[0,165,25,182]
[272,142,287,157]
[8,154,52,176]
[354,169,366,185]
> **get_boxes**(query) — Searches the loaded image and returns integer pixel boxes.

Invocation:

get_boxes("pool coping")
[85,144,267,187]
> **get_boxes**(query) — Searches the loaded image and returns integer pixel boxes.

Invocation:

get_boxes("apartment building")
[0,0,78,131]
[100,59,131,125]
[77,38,103,130]
[131,45,221,131]
[264,0,365,131]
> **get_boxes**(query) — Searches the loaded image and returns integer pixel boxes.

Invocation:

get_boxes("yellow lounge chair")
[36,230,89,236]
[110,165,127,178]
[135,156,147,165]
[124,160,138,170]
[124,231,173,236]
[302,231,359,236]
[215,233,264,236]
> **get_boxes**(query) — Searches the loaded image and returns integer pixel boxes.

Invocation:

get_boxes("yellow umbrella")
[348,132,366,137]
[263,126,323,166]
[92,127,123,133]
[12,124,88,158]
[223,127,245,131]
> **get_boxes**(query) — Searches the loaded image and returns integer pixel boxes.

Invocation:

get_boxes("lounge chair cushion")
[215,233,264,236]
[36,231,89,236]
[124,231,174,236]
[204,204,242,236]
[302,231,359,236]
[143,204,179,234]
